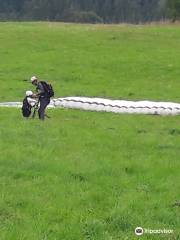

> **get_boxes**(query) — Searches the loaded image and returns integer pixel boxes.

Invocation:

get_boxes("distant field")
[0,23,180,240]
[0,22,180,102]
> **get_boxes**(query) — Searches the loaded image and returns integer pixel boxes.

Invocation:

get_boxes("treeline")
[0,0,179,23]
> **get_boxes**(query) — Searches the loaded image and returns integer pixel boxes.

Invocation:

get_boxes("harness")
[32,99,40,118]
[32,98,50,119]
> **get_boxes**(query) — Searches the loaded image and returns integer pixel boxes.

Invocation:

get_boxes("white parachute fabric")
[53,97,180,115]
[0,97,180,115]
[0,102,22,108]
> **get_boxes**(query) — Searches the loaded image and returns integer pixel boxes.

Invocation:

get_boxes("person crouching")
[22,90,37,118]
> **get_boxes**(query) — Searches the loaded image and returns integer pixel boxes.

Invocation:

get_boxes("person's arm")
[35,82,45,97]
[37,82,45,94]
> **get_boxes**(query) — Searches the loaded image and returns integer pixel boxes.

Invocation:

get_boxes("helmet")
[26,90,33,97]
[30,76,38,82]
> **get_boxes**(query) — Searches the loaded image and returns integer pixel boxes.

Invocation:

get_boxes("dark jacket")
[36,82,48,98]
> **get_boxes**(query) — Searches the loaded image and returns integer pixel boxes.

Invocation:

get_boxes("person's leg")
[38,98,50,120]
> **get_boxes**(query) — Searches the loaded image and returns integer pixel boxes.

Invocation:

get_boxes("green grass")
[0,22,180,102]
[0,22,180,239]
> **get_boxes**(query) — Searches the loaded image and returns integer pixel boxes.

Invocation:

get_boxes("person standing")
[30,76,54,120]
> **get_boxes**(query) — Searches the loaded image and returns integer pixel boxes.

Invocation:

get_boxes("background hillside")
[0,0,180,23]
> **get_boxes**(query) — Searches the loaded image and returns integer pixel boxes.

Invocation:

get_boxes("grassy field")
[0,22,180,239]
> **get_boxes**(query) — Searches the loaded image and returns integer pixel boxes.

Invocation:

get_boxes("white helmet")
[26,90,33,97]
[30,76,38,82]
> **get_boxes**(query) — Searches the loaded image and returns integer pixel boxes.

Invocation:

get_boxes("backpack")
[22,97,32,117]
[40,81,54,98]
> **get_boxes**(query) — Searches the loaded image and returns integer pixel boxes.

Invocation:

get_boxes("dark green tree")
[166,0,180,21]
[0,0,174,23]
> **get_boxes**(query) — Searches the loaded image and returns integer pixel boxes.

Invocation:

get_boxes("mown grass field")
[0,22,180,239]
